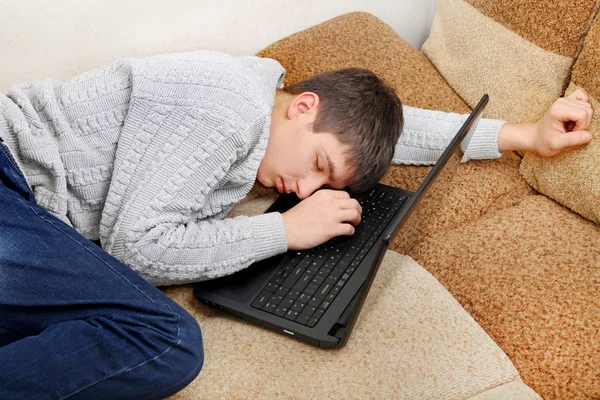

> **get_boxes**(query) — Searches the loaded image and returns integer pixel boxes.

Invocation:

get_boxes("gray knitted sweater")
[0,51,505,286]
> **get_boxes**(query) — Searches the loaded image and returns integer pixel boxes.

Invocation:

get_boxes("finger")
[562,99,594,128]
[567,89,589,102]
[338,208,361,225]
[335,223,355,237]
[337,198,362,213]
[552,131,593,151]
[553,102,591,131]
[327,190,351,199]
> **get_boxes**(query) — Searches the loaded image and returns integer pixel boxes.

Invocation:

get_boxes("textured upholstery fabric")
[421,0,598,123]
[410,195,600,400]
[520,15,600,225]
[164,183,538,399]
[520,83,600,224]
[165,250,532,400]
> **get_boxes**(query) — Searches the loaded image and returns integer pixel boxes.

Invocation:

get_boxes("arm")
[122,211,288,286]
[393,90,593,165]
[392,105,505,165]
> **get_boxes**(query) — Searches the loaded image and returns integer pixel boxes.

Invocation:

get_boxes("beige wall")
[0,0,437,93]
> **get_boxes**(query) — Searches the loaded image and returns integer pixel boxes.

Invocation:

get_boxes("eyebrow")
[323,150,336,182]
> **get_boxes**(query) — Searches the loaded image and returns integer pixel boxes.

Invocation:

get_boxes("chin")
[255,171,271,188]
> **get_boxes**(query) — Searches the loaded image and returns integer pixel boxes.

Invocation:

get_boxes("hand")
[282,189,362,250]
[498,89,594,156]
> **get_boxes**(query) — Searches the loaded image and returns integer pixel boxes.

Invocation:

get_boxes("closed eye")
[316,156,323,171]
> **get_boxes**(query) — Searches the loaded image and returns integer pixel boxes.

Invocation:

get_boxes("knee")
[165,309,205,390]
[177,310,205,376]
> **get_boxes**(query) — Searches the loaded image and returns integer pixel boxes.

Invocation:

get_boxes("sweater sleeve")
[124,211,288,286]
[103,113,289,286]
[392,106,506,165]
[99,51,289,286]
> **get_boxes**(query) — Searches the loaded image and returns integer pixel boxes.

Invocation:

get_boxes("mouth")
[277,178,284,194]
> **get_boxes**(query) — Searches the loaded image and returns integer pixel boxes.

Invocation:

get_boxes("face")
[257,92,355,200]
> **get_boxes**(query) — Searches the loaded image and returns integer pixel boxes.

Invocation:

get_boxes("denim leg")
[0,142,203,399]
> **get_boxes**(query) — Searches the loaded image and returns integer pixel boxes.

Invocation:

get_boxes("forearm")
[122,212,288,286]
[392,106,505,165]
[497,122,536,153]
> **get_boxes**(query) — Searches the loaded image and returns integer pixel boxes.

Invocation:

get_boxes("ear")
[286,92,320,120]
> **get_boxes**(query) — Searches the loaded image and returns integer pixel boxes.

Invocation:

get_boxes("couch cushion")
[258,11,533,253]
[421,0,599,122]
[519,15,600,225]
[164,250,538,399]
[257,12,469,113]
[409,195,600,400]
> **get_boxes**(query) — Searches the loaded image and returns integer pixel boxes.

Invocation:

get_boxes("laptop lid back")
[383,94,489,243]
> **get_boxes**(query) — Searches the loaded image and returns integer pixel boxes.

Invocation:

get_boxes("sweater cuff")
[460,118,506,162]
[250,212,288,262]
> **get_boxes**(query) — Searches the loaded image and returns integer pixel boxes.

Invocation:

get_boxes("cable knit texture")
[0,51,505,286]
[394,105,505,165]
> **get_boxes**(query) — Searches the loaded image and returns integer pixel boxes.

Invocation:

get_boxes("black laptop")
[194,95,489,348]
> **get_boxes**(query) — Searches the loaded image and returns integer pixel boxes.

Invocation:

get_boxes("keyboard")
[251,188,407,327]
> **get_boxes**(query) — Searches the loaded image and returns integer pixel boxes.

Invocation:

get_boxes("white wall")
[0,0,437,93]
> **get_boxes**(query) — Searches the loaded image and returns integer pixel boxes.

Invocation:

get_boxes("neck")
[272,89,294,121]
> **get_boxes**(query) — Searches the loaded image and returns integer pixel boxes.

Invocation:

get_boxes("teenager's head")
[257,68,403,199]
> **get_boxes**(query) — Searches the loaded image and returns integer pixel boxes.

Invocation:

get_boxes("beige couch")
[165,5,600,399]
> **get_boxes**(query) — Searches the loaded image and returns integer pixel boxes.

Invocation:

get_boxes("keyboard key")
[330,267,345,280]
[269,294,283,305]
[292,273,312,293]
[319,300,332,311]
[303,305,317,316]
[306,265,320,275]
[285,309,299,321]
[251,291,271,309]
[276,286,289,296]
[270,276,284,285]
[295,313,311,325]
[326,293,336,302]
[287,252,303,267]
[274,306,288,317]
[305,283,319,296]
[264,282,279,293]
[281,297,295,308]
[323,258,338,270]
[311,276,325,286]
[297,293,311,304]
[325,275,338,285]
[308,297,322,308]
[315,283,332,299]
[311,255,327,269]
[263,302,276,313]
[307,317,319,327]
[313,309,325,319]
[291,301,306,313]
[281,266,304,288]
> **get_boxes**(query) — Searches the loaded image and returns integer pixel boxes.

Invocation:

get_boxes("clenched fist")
[282,189,362,250]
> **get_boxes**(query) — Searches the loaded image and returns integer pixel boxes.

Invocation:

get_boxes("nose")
[297,177,324,200]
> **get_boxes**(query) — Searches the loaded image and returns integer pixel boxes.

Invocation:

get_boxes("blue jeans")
[0,139,204,399]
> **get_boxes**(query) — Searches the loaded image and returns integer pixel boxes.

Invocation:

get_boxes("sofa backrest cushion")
[421,0,599,123]
[520,15,600,225]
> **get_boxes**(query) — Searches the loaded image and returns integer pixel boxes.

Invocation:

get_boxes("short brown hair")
[283,68,403,192]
